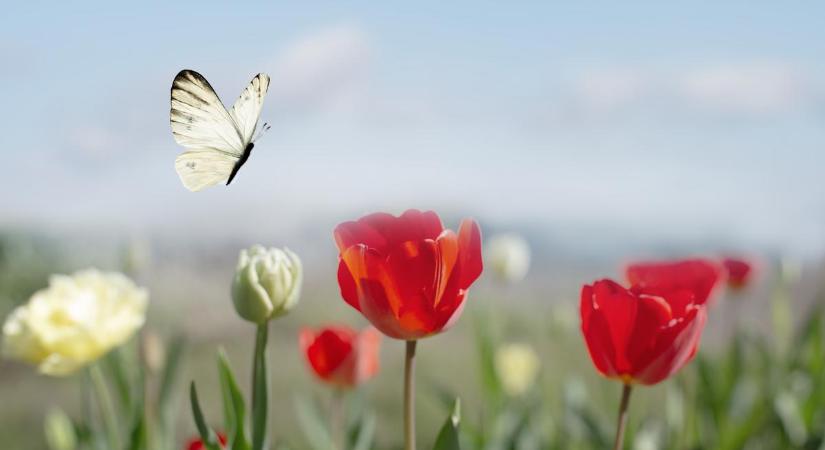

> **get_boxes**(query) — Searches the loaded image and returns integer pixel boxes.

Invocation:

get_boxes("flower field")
[0,220,822,450]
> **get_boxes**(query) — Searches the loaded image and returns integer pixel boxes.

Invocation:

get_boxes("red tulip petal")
[590,280,638,372]
[337,260,361,311]
[334,210,444,255]
[457,219,483,288]
[355,327,382,383]
[625,294,673,376]
[634,306,706,384]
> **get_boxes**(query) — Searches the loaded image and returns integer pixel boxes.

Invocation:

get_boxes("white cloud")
[554,61,818,123]
[679,63,808,114]
[268,24,370,114]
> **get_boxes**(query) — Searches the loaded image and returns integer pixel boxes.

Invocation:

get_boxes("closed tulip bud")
[231,246,302,324]
[486,233,531,283]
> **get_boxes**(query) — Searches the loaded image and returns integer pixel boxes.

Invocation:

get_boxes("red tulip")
[334,209,483,340]
[625,258,722,305]
[580,279,707,385]
[300,325,381,388]
[722,258,753,290]
[186,433,227,450]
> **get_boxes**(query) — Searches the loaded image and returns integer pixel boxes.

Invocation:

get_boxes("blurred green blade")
[294,395,333,450]
[158,335,186,414]
[218,350,251,450]
[190,382,223,450]
[351,412,376,450]
[433,398,461,450]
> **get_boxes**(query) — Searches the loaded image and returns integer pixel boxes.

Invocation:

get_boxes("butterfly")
[170,69,271,191]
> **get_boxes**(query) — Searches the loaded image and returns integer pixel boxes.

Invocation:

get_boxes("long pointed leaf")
[190,382,223,450]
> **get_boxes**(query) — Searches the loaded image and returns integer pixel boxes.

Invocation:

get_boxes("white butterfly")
[170,69,271,191]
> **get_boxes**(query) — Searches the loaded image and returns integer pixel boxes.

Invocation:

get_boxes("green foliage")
[433,399,461,450]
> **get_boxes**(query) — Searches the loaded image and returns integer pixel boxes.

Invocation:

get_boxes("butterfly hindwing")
[170,70,245,156]
[175,149,239,192]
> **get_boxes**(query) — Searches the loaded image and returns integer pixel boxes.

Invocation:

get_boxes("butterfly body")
[170,69,270,191]
[227,143,253,185]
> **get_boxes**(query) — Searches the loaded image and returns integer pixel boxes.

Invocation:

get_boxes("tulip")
[299,325,381,388]
[334,209,483,450]
[722,257,753,290]
[495,343,540,396]
[2,269,147,376]
[581,278,708,450]
[485,233,531,283]
[625,258,721,305]
[186,433,227,450]
[334,209,483,340]
[231,245,302,324]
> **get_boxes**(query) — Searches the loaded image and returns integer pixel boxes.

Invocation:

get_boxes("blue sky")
[2,2,825,255]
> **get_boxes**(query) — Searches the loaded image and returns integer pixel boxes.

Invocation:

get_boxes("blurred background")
[2,2,825,449]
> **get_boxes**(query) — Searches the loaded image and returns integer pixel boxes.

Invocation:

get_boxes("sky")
[2,2,825,256]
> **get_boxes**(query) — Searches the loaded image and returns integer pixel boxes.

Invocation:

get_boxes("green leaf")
[433,398,461,450]
[473,313,502,404]
[351,412,376,450]
[190,382,223,450]
[158,335,186,415]
[218,350,251,450]
[251,324,270,450]
[294,395,333,450]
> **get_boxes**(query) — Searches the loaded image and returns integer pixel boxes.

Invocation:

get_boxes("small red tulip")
[300,325,381,388]
[186,433,227,450]
[722,258,753,290]
[580,279,707,385]
[334,209,483,340]
[625,258,722,305]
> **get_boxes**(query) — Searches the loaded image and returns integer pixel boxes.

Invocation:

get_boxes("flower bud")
[231,246,302,323]
[485,233,530,283]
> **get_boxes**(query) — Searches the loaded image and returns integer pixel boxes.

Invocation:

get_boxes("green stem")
[612,384,633,450]
[404,340,417,450]
[89,364,121,450]
[251,323,270,450]
[331,389,345,450]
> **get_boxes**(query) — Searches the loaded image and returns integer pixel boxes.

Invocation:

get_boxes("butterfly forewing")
[230,73,270,144]
[170,70,245,155]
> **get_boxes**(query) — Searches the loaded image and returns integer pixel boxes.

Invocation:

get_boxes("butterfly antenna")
[253,122,272,143]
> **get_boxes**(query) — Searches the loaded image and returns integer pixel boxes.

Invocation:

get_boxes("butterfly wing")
[175,149,239,192]
[229,73,270,143]
[170,70,245,155]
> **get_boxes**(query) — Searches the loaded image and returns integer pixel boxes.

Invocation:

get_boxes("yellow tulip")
[2,269,147,376]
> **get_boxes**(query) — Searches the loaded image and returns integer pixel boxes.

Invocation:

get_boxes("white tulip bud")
[231,246,302,323]
[485,233,531,283]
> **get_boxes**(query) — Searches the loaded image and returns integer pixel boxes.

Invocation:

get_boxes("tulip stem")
[89,363,121,450]
[251,323,270,450]
[331,389,345,450]
[612,383,633,450]
[404,340,417,450]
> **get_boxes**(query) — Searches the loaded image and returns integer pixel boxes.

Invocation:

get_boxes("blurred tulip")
[44,408,76,450]
[334,209,483,340]
[485,233,531,283]
[141,330,165,374]
[231,245,302,324]
[722,257,753,290]
[186,433,227,450]
[580,279,707,385]
[300,325,381,388]
[2,269,147,376]
[495,343,540,396]
[625,258,722,305]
